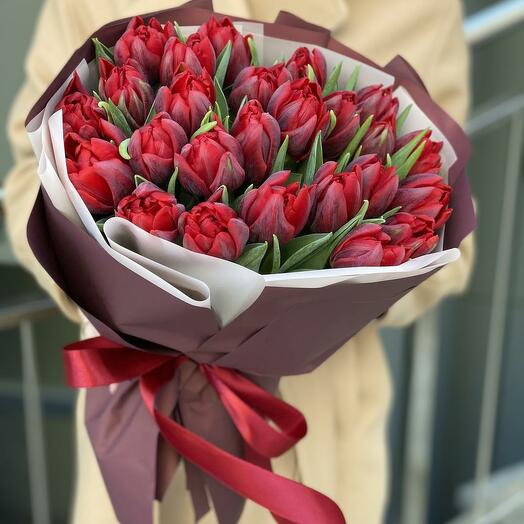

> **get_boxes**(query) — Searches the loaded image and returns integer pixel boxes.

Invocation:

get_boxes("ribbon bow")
[63,337,345,524]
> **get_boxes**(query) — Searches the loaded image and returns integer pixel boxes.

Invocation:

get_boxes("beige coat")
[3,1,474,523]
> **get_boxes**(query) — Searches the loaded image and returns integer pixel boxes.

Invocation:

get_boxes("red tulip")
[356,85,399,123]
[231,100,280,185]
[128,112,187,186]
[114,16,175,83]
[116,182,185,242]
[322,90,360,159]
[174,128,245,197]
[239,170,313,244]
[392,173,453,229]
[310,161,362,233]
[155,68,215,136]
[395,130,443,175]
[330,223,405,268]
[64,134,134,215]
[349,154,399,217]
[229,64,292,112]
[285,47,327,87]
[56,72,125,144]
[159,34,216,86]
[360,119,396,161]
[382,212,439,261]
[267,78,330,159]
[197,17,250,85]
[98,58,154,128]
[179,202,249,261]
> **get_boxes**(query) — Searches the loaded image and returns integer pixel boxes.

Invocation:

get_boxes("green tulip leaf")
[92,38,114,63]
[272,135,289,173]
[232,183,254,211]
[134,174,149,187]
[345,65,361,91]
[98,100,132,137]
[174,21,187,43]
[396,104,412,132]
[167,167,178,195]
[335,153,351,173]
[238,95,249,114]
[220,185,230,206]
[96,215,113,233]
[362,217,385,225]
[337,114,373,163]
[92,91,102,102]
[190,120,218,141]
[200,109,213,127]
[306,64,317,83]
[391,129,427,167]
[247,36,260,66]
[145,101,157,124]
[322,61,343,96]
[302,131,323,186]
[381,205,402,220]
[279,232,333,273]
[214,78,229,125]
[236,242,268,272]
[118,138,131,160]
[327,110,337,137]
[396,140,426,180]
[260,235,281,274]
[215,40,232,87]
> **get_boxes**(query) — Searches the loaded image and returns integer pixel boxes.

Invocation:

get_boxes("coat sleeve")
[379,0,475,328]
[3,0,84,322]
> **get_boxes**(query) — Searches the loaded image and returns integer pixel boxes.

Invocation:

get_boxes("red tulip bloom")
[198,16,251,85]
[179,202,249,261]
[155,68,215,136]
[382,212,439,261]
[128,112,187,186]
[239,170,313,244]
[229,64,292,112]
[310,161,362,233]
[330,224,405,268]
[395,129,443,175]
[116,182,185,242]
[349,154,399,217]
[356,85,399,123]
[65,134,134,215]
[56,72,125,144]
[392,173,453,229]
[267,78,330,159]
[174,128,245,197]
[231,100,280,185]
[159,34,216,86]
[322,90,360,159]
[285,47,327,87]
[114,16,175,82]
[98,58,154,128]
[360,119,396,161]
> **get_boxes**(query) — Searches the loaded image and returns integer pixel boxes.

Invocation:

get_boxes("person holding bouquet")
[3,0,474,523]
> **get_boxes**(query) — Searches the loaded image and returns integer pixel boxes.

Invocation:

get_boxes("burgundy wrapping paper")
[25,2,476,523]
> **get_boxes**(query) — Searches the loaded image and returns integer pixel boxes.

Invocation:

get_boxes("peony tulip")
[330,224,405,268]
[174,128,245,197]
[239,170,313,244]
[128,112,187,186]
[322,90,360,159]
[98,58,154,128]
[267,78,330,159]
[65,134,134,215]
[392,172,452,229]
[229,64,292,112]
[116,182,185,241]
[197,17,250,85]
[155,68,215,137]
[285,47,327,87]
[159,33,216,86]
[114,16,174,83]
[310,161,362,233]
[231,100,281,185]
[179,202,249,260]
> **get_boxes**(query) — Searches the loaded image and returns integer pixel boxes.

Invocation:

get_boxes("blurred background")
[0,1,523,523]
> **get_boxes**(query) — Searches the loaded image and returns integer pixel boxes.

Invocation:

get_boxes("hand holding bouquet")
[25,3,476,523]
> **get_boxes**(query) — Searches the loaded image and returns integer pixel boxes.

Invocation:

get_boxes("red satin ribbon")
[64,337,346,524]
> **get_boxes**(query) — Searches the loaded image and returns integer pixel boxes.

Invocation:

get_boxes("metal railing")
[1,1,524,524]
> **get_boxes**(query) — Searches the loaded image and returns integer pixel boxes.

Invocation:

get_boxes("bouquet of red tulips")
[25,2,475,523]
